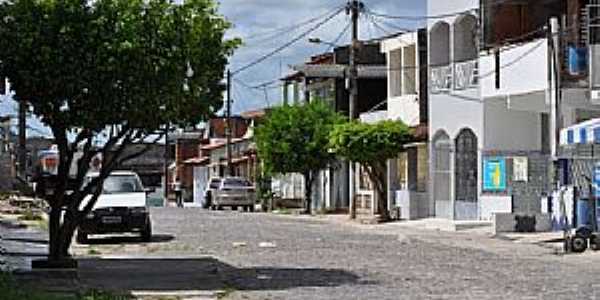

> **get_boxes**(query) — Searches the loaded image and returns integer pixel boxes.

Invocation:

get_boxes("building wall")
[484,98,542,151]
[479,39,549,98]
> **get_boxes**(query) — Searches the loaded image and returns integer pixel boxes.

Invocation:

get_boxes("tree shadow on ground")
[74,257,367,293]
[82,234,174,245]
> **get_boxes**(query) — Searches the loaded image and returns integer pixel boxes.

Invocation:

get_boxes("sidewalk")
[0,213,223,299]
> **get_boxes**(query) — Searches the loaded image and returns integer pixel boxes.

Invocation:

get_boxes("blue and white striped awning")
[560,118,600,145]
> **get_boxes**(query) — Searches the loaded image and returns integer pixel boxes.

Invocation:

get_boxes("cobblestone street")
[66,208,600,299]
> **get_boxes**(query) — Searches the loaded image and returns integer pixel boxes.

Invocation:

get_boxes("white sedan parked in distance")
[211,177,256,212]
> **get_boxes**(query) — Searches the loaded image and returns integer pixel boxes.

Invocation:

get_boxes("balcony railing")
[454,60,479,90]
[430,65,453,93]
[431,61,479,93]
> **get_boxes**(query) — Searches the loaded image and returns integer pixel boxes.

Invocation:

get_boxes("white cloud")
[219,0,425,113]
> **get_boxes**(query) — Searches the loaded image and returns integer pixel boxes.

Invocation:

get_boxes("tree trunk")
[59,210,78,257]
[374,164,390,221]
[48,204,62,261]
[304,171,313,215]
[366,162,389,222]
[349,161,356,220]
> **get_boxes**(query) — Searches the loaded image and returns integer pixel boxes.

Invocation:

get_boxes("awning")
[183,157,210,165]
[560,118,600,145]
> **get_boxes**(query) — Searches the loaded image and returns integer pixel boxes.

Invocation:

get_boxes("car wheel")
[216,205,223,211]
[571,235,588,253]
[76,231,89,244]
[232,206,238,211]
[248,205,255,213]
[141,220,152,242]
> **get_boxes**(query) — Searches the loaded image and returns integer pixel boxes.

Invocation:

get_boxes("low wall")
[395,190,428,220]
[493,213,552,234]
[480,195,512,221]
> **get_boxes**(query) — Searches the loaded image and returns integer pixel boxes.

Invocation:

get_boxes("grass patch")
[272,208,292,215]
[17,208,44,221]
[0,272,132,300]
[217,285,237,299]
[33,219,49,231]
[87,248,101,256]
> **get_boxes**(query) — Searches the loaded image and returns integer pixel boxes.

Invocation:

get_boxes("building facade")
[428,0,600,220]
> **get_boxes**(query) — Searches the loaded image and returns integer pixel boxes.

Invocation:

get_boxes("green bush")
[17,209,44,221]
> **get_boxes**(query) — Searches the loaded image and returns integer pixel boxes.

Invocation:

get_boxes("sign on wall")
[483,157,506,192]
[513,157,528,182]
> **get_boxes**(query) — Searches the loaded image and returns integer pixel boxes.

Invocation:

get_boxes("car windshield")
[101,175,144,194]
[223,178,251,187]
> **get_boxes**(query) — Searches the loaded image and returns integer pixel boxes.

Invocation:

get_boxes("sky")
[0,0,426,137]
[219,0,426,114]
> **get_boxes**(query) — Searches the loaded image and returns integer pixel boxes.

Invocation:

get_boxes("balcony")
[430,65,453,93]
[454,60,479,90]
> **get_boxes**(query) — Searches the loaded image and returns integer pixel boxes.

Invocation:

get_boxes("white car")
[212,177,256,212]
[78,171,152,243]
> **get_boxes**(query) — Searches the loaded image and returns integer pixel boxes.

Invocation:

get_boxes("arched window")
[430,22,451,67]
[453,14,478,63]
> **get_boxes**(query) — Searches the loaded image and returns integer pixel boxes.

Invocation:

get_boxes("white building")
[428,0,600,220]
[356,29,430,220]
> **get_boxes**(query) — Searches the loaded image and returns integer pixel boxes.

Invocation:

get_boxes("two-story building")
[428,0,600,221]
[281,42,388,213]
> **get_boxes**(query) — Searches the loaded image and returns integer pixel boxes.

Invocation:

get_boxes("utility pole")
[549,17,561,159]
[226,69,233,176]
[348,0,362,219]
[163,124,169,205]
[17,98,26,180]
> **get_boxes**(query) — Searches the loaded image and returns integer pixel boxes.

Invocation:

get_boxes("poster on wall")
[483,157,506,192]
[513,157,528,182]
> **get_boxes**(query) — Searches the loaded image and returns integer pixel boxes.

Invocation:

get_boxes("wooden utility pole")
[226,69,233,176]
[348,0,362,219]
[163,124,169,205]
[17,98,26,180]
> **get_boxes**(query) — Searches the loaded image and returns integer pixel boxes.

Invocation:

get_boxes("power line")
[240,5,346,47]
[231,6,345,76]
[324,17,351,52]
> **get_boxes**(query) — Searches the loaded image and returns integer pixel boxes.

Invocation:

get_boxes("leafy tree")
[329,120,413,221]
[255,101,344,214]
[0,0,238,263]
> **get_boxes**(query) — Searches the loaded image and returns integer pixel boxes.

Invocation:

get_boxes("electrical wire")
[232,7,345,76]
[240,4,346,42]
[325,17,351,52]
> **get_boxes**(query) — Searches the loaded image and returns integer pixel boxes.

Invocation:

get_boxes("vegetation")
[329,120,413,221]
[255,101,344,214]
[17,208,43,221]
[0,0,238,262]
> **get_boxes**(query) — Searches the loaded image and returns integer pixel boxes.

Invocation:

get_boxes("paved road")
[3,208,600,299]
[68,208,600,300]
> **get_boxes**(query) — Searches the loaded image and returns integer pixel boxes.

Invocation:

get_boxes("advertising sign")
[483,157,506,192]
[513,157,528,182]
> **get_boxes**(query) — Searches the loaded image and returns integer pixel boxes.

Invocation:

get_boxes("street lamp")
[308,37,339,49]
